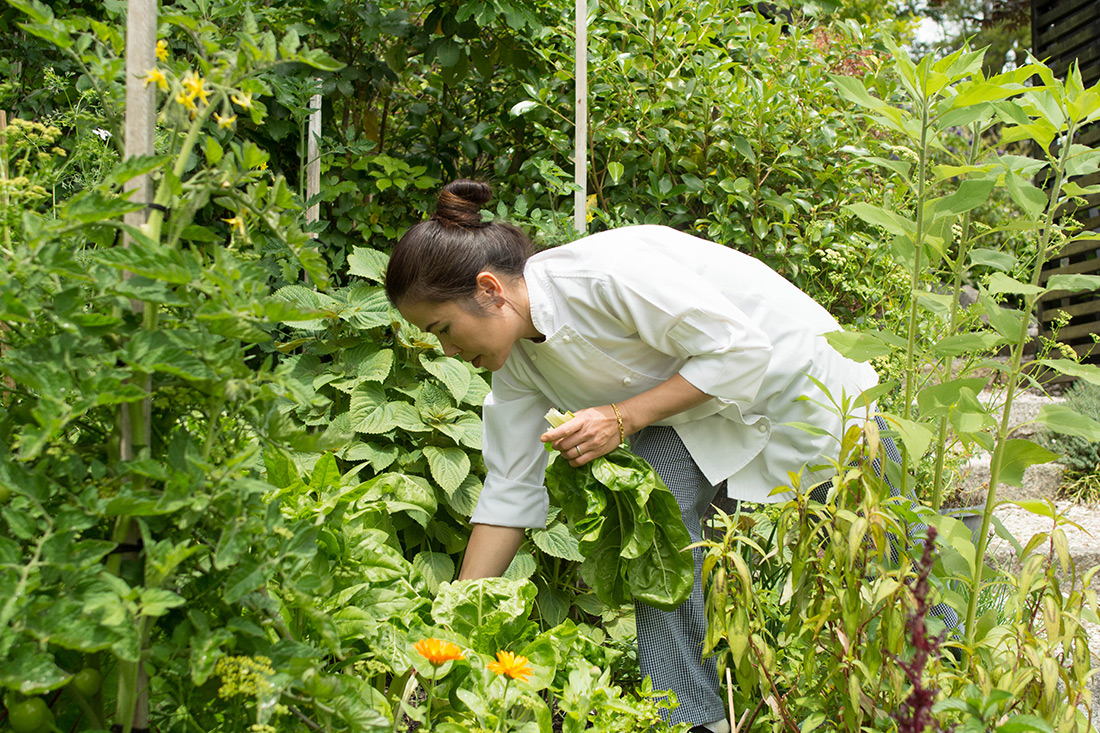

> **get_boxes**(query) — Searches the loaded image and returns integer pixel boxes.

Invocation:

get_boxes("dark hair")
[384,180,533,306]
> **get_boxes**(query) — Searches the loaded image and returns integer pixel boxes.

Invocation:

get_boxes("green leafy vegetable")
[542,410,693,611]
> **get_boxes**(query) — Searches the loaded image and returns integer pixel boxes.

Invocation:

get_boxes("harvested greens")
[542,410,694,611]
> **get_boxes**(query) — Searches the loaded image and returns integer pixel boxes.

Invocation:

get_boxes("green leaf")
[843,202,915,236]
[927,177,995,220]
[881,414,933,460]
[364,473,437,524]
[531,521,585,562]
[423,446,471,494]
[987,273,1044,297]
[139,588,186,617]
[1035,404,1100,440]
[980,291,1024,340]
[1036,359,1100,385]
[413,551,455,594]
[1045,274,1100,293]
[829,74,885,109]
[347,247,389,283]
[823,330,894,362]
[607,161,625,184]
[996,715,1056,733]
[931,332,1006,357]
[916,378,989,419]
[1005,171,1048,219]
[205,136,224,165]
[104,154,171,187]
[420,354,472,400]
[998,439,1060,487]
[432,577,537,653]
[968,248,1017,271]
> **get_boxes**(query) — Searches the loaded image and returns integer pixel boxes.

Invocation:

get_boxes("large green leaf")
[843,202,916,237]
[1035,404,1100,441]
[1036,359,1100,385]
[531,521,585,562]
[423,445,471,494]
[881,414,933,460]
[347,247,389,283]
[420,354,472,400]
[997,439,1060,487]
[931,332,1006,357]
[823,330,895,362]
[916,378,989,419]
[432,577,537,653]
[413,551,455,594]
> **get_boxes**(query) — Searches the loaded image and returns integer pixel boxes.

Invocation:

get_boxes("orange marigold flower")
[486,651,532,682]
[414,638,465,666]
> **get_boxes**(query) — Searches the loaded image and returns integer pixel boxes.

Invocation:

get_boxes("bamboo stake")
[573,0,587,234]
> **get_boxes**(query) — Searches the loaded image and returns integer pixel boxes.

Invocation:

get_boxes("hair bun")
[433,179,492,228]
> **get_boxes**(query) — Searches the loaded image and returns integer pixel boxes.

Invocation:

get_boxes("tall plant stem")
[930,120,984,511]
[900,87,932,494]
[964,116,1077,646]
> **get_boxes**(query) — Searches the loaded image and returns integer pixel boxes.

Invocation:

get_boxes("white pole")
[574,0,587,234]
[121,2,155,728]
[306,85,321,230]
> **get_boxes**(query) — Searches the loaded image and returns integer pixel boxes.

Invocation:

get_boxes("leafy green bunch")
[542,411,693,612]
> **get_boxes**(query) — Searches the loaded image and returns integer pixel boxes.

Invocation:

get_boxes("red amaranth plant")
[891,526,954,733]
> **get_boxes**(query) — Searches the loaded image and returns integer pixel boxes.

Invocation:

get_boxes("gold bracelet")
[610,402,626,445]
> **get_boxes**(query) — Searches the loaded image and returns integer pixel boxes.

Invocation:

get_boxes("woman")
[385,180,878,733]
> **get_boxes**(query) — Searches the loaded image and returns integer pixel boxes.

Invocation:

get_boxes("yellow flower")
[182,71,209,105]
[231,92,253,110]
[414,638,465,666]
[256,160,268,171]
[155,39,169,62]
[486,651,532,682]
[214,113,237,129]
[142,68,168,91]
[223,215,245,236]
[175,91,197,112]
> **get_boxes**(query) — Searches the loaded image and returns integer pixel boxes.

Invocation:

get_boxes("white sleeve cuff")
[469,473,550,529]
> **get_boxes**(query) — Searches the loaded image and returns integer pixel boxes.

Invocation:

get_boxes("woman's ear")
[475,271,506,307]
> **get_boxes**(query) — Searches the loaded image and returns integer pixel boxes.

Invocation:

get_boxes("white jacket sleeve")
[588,258,774,409]
[470,363,556,528]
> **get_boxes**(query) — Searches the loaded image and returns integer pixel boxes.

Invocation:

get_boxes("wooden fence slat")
[1034,0,1094,28]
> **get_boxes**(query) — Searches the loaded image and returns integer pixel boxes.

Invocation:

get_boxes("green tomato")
[8,698,53,733]
[70,668,102,697]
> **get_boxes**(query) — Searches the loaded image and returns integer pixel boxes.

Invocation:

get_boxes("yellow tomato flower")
[181,72,210,105]
[222,215,245,236]
[175,91,197,112]
[155,39,169,62]
[214,113,237,129]
[486,651,533,682]
[142,68,168,91]
[231,92,254,110]
[414,638,465,666]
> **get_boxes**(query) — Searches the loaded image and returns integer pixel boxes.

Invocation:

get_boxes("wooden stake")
[574,0,587,235]
[306,86,321,231]
[119,2,156,730]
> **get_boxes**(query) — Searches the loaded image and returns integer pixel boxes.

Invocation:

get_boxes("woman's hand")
[541,405,623,467]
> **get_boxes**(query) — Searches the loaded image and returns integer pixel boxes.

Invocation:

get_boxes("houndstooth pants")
[630,426,726,728]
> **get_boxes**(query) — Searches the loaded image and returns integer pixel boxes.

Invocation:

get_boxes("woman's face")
[399,273,531,372]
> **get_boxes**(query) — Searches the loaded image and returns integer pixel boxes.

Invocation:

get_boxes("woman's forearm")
[617,373,711,436]
[457,523,526,579]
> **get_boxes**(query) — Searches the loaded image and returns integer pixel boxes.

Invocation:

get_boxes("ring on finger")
[574,446,583,458]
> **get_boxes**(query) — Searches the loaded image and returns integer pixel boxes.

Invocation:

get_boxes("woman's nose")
[441,342,460,358]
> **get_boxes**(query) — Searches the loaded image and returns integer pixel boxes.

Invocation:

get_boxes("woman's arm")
[458,523,527,579]
[541,373,710,466]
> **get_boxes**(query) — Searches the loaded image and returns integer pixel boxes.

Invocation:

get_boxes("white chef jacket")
[471,225,878,529]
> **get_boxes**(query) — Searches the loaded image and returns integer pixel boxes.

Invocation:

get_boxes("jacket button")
[561,334,572,343]
[530,353,538,362]
[757,423,768,434]
[622,376,632,386]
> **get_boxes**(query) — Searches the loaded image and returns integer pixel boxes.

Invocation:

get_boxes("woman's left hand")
[540,405,623,467]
